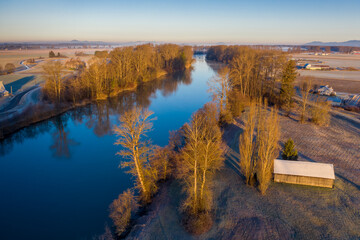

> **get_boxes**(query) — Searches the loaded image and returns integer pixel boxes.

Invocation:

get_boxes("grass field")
[0,48,106,94]
[124,108,360,240]
[0,48,109,68]
[298,70,360,82]
[292,53,360,94]
[292,53,360,68]
[0,74,44,93]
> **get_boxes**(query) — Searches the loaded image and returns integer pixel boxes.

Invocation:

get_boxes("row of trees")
[42,44,193,104]
[49,51,66,58]
[305,45,360,53]
[207,45,329,126]
[206,46,291,120]
[239,100,280,194]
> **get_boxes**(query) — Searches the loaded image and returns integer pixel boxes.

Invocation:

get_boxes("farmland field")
[0,48,108,94]
[298,70,360,82]
[0,48,109,67]
[292,53,360,94]
[292,53,360,68]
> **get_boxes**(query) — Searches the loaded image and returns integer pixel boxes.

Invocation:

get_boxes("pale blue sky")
[0,0,359,44]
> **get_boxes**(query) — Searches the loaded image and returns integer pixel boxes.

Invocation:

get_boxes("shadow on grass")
[278,110,300,123]
[4,75,35,93]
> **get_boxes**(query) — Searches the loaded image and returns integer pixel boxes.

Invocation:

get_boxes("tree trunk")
[193,157,197,213]
[133,146,147,194]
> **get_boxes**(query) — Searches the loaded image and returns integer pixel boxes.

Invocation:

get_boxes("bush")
[95,50,109,58]
[109,189,138,236]
[282,138,298,160]
[5,63,15,74]
[311,100,331,126]
[219,110,233,126]
[227,89,250,118]
[182,212,213,235]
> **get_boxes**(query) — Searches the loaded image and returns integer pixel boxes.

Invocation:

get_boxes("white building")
[274,159,335,188]
[0,81,9,97]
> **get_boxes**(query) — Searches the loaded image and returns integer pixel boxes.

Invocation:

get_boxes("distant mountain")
[305,40,360,47]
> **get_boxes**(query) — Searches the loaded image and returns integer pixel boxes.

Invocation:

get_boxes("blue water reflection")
[0,55,215,240]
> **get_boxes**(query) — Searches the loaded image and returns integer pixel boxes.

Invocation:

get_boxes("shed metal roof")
[274,159,335,180]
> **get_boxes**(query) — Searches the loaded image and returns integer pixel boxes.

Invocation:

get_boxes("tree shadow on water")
[50,115,79,159]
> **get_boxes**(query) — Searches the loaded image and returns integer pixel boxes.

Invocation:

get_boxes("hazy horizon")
[1,0,359,44]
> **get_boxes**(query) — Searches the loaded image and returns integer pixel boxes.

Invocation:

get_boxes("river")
[0,55,216,240]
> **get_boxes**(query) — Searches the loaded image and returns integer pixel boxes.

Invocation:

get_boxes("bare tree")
[113,107,157,201]
[150,146,172,181]
[109,189,138,236]
[311,98,331,126]
[179,112,204,214]
[43,61,64,103]
[239,101,257,185]
[300,77,313,123]
[178,103,224,215]
[256,107,280,195]
[208,67,230,114]
[198,103,224,211]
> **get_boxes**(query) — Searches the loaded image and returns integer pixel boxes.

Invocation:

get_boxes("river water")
[0,55,216,240]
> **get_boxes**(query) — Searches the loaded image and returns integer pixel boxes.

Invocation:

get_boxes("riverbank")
[0,74,160,140]
[123,108,360,240]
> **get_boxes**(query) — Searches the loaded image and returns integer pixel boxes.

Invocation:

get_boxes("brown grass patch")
[182,212,213,235]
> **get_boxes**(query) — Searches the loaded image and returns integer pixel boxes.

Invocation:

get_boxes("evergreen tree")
[280,60,297,116]
[282,138,298,160]
[49,51,56,58]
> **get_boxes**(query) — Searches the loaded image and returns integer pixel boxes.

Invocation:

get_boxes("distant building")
[351,51,360,55]
[273,159,335,188]
[303,63,330,70]
[315,85,336,96]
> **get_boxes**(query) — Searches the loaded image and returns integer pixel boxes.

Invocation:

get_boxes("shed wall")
[274,174,334,188]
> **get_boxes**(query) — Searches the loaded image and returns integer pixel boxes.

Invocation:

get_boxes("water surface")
[0,55,215,240]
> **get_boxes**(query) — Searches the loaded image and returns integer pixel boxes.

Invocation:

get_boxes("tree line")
[206,45,289,123]
[304,45,360,53]
[206,45,329,126]
[42,44,193,104]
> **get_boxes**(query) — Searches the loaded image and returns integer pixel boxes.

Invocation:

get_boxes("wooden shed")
[273,159,335,188]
